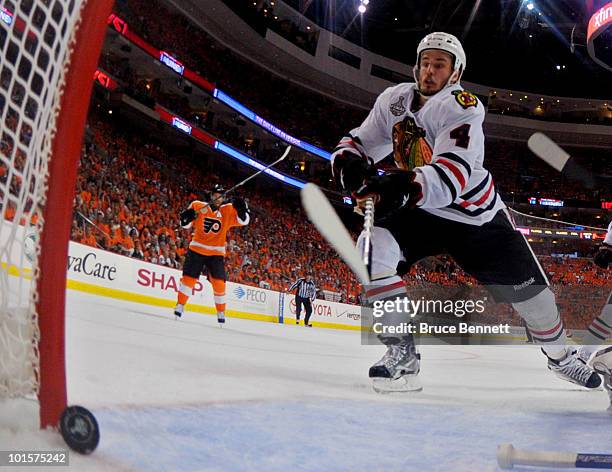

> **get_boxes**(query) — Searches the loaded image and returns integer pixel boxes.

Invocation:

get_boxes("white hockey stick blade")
[301,183,370,285]
[527,132,605,189]
[527,132,570,172]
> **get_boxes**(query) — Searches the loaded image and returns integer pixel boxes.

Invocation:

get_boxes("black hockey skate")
[546,349,601,389]
[369,339,422,393]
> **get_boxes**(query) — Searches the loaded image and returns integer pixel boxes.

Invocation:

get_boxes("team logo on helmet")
[389,96,407,116]
[452,90,478,109]
[392,117,433,171]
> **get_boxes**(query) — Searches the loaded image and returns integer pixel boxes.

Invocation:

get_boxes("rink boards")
[1,221,562,340]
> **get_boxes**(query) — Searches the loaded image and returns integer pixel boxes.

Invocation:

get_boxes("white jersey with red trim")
[605,220,612,245]
[332,82,505,225]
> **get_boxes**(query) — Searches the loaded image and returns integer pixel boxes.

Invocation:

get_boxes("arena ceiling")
[283,0,611,98]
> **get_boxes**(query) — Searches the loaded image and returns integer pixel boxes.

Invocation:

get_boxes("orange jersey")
[187,201,248,256]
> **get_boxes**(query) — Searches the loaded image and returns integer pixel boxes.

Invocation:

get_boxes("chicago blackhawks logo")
[203,217,222,233]
[389,96,406,116]
[392,116,433,170]
[452,90,478,109]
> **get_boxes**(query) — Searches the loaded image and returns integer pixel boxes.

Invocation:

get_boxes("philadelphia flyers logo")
[203,217,222,233]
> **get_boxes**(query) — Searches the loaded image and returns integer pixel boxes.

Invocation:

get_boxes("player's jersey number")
[450,124,471,149]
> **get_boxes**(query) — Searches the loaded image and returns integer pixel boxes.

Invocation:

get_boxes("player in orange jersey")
[174,184,250,324]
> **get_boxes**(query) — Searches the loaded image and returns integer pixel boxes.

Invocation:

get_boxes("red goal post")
[0,0,114,429]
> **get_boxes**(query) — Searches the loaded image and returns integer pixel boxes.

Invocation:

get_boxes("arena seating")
[61,112,609,326]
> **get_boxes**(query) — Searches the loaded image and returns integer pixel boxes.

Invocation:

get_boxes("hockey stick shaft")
[361,198,374,276]
[198,146,291,214]
[221,145,292,198]
[498,443,612,469]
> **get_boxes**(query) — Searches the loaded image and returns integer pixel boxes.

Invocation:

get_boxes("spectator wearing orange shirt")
[80,226,98,248]
[111,224,135,257]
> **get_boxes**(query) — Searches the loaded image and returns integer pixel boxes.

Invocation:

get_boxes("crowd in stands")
[98,47,333,188]
[112,0,366,152]
[2,0,610,331]
[70,111,354,298]
[72,110,609,321]
[103,0,612,203]
[1,106,609,327]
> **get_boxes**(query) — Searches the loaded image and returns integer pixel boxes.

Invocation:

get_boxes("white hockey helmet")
[415,32,466,95]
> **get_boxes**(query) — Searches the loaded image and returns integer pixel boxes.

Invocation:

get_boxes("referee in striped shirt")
[288,274,317,327]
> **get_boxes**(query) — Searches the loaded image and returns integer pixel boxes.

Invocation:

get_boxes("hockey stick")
[301,183,371,285]
[221,145,292,197]
[527,133,610,189]
[198,145,292,214]
[497,443,612,469]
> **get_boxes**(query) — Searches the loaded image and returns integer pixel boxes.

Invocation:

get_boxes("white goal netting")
[0,0,87,406]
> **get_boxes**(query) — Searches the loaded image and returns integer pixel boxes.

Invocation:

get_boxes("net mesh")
[0,0,85,400]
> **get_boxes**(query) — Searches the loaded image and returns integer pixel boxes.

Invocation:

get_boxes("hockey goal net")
[0,0,113,429]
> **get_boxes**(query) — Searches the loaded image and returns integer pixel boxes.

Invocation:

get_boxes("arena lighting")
[93,69,118,90]
[171,117,192,135]
[539,198,564,207]
[358,4,366,13]
[526,2,535,11]
[159,51,184,75]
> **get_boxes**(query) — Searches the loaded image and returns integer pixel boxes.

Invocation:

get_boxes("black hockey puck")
[59,405,100,455]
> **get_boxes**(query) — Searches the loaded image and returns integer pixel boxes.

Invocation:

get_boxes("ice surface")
[2,291,611,471]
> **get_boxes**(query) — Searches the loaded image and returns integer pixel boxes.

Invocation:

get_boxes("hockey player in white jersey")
[576,221,612,408]
[579,220,612,352]
[331,32,601,393]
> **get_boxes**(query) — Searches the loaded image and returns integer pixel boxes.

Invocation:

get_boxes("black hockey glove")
[396,260,410,276]
[353,169,423,217]
[179,208,196,227]
[594,243,612,269]
[232,196,249,220]
[332,150,375,193]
